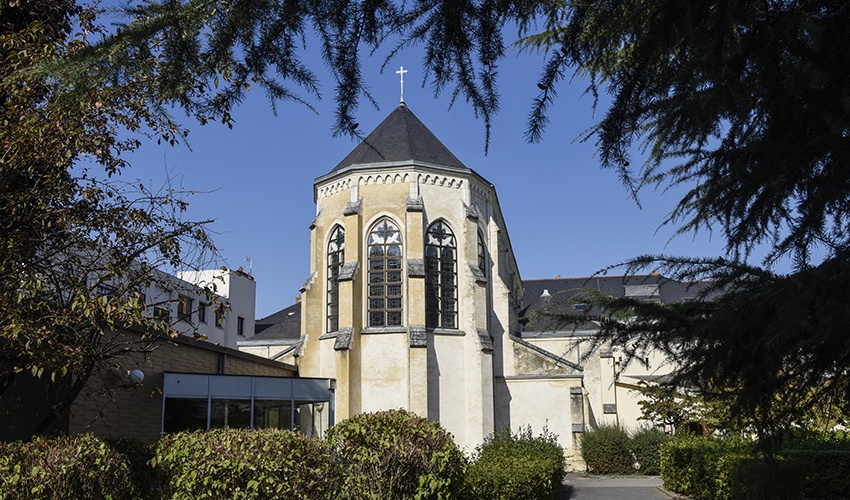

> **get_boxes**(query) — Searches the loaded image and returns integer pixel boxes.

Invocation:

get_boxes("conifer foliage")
[3,0,849,439]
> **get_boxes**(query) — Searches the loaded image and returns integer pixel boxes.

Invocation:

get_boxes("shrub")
[466,426,565,500]
[714,453,803,500]
[580,424,634,474]
[104,437,158,499]
[154,428,339,499]
[324,409,468,499]
[0,434,134,499]
[659,435,730,498]
[629,427,669,475]
[783,449,850,499]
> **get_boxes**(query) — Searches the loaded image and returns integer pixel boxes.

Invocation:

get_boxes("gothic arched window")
[327,225,345,332]
[425,221,457,329]
[367,218,403,327]
[477,230,487,276]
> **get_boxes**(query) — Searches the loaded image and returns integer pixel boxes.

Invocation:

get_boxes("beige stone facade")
[298,159,521,450]
[241,104,692,460]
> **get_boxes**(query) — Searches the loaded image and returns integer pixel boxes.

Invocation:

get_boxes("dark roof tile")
[330,104,465,173]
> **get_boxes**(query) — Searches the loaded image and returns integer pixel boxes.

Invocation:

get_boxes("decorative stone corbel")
[468,264,487,285]
[477,329,494,353]
[409,325,427,348]
[406,195,424,212]
[338,261,359,282]
[299,271,318,293]
[309,210,322,230]
[408,259,425,278]
[343,198,362,216]
[334,326,354,351]
[464,203,479,221]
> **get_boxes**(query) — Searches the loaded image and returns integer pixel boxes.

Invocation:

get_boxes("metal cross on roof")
[396,66,408,103]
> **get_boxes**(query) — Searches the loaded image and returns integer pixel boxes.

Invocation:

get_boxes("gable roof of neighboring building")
[251,302,301,341]
[329,103,466,173]
[520,274,713,333]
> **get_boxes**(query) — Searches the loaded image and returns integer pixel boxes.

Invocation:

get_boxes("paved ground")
[561,474,673,499]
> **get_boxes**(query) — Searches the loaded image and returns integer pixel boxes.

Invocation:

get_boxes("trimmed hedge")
[783,449,850,499]
[630,427,669,475]
[325,409,468,499]
[0,434,135,500]
[154,428,340,499]
[660,435,850,500]
[467,427,565,500]
[580,424,634,474]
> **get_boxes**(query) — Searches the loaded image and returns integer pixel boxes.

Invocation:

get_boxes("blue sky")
[120,47,732,317]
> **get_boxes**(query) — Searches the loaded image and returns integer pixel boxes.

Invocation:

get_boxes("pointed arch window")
[368,219,403,327]
[477,230,487,276]
[425,221,457,329]
[327,225,345,332]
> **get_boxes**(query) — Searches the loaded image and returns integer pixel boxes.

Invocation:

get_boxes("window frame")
[177,294,193,323]
[326,225,345,333]
[425,220,458,329]
[366,218,404,328]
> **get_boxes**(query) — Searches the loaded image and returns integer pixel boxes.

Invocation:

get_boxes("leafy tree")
[0,1,223,437]
[6,0,850,442]
[500,0,850,443]
[636,381,705,433]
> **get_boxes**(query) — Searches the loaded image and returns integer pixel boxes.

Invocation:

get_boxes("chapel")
[239,100,700,454]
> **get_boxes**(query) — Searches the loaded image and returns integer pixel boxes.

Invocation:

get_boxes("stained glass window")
[478,230,487,275]
[327,225,345,332]
[367,219,403,327]
[425,221,457,329]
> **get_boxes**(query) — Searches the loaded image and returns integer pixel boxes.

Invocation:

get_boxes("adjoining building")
[1,268,334,443]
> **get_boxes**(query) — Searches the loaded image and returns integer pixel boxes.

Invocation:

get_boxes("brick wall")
[69,330,296,443]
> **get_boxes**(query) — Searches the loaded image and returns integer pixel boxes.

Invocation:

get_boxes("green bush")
[580,424,634,474]
[659,435,731,498]
[714,453,803,500]
[466,427,565,500]
[325,409,468,500]
[659,435,808,500]
[103,437,158,499]
[630,427,669,475]
[154,428,339,499]
[783,449,850,499]
[0,434,134,500]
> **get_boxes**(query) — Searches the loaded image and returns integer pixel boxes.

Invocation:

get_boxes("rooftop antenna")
[396,66,408,104]
[244,257,253,275]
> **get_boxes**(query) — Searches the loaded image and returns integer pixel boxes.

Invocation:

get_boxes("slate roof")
[251,302,301,341]
[329,103,466,173]
[520,274,713,333]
